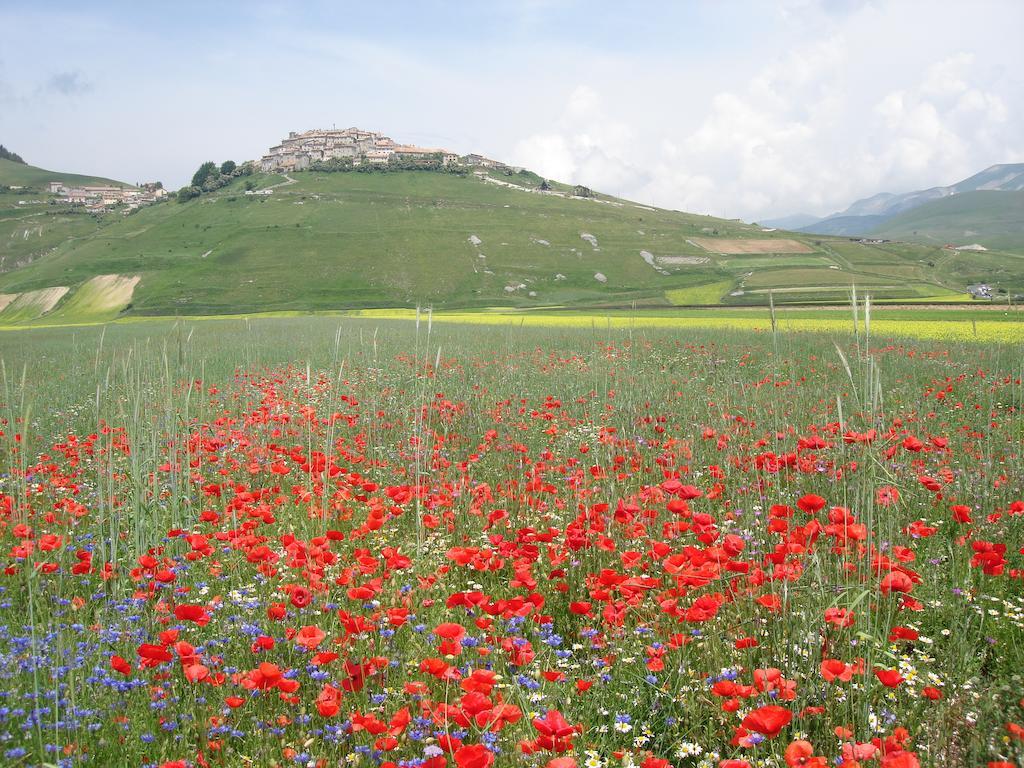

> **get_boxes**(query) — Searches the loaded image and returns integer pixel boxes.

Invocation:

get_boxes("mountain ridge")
[869,190,1024,250]
[794,163,1024,238]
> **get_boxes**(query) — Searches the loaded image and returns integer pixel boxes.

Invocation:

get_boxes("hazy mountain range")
[762,163,1024,244]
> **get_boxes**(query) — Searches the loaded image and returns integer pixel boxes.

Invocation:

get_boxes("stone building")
[260,127,457,171]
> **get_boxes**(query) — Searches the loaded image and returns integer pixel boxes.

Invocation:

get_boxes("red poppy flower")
[880,571,915,595]
[316,683,342,717]
[880,751,920,768]
[295,624,327,650]
[434,622,467,642]
[785,741,827,767]
[756,593,782,611]
[951,505,973,523]
[174,604,211,626]
[875,669,904,688]
[741,705,792,738]
[137,643,173,664]
[888,626,919,642]
[820,658,860,683]
[824,607,855,627]
[797,494,826,513]
[876,486,899,507]
[453,743,494,768]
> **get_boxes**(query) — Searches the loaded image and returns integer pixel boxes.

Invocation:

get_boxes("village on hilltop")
[46,180,167,211]
[260,127,511,173]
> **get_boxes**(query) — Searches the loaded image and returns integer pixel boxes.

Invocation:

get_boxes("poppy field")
[0,316,1021,768]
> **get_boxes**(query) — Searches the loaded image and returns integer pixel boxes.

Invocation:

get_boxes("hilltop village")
[46,181,167,211]
[260,127,509,173]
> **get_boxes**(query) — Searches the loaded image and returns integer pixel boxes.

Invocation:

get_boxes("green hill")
[0,158,130,189]
[0,159,137,277]
[869,190,1024,251]
[0,167,1014,322]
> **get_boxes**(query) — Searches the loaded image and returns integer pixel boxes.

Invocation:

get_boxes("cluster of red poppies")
[1,342,1022,768]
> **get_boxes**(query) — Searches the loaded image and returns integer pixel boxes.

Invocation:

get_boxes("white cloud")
[512,86,647,196]
[510,3,1024,219]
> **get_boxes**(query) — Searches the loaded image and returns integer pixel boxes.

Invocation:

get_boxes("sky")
[1,0,1022,221]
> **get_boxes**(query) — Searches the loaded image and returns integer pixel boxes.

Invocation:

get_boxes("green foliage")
[515,169,545,186]
[176,186,201,203]
[307,153,467,176]
[183,162,250,201]
[191,161,218,188]
[0,144,25,164]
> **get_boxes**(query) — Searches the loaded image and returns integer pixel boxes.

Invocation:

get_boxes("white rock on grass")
[640,250,670,275]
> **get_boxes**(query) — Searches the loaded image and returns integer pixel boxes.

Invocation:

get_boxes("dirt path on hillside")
[266,174,298,190]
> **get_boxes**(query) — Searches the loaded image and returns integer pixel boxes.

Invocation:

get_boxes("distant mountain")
[797,163,1024,237]
[799,214,892,237]
[757,213,820,230]
[869,190,1024,250]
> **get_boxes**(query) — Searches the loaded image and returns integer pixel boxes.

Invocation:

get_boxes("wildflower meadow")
[0,315,1020,768]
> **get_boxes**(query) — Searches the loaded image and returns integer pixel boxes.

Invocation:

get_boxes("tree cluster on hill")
[307,153,468,176]
[0,145,26,164]
[177,160,253,202]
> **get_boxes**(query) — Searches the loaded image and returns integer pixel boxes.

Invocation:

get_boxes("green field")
[1,162,1022,323]
[0,314,1020,767]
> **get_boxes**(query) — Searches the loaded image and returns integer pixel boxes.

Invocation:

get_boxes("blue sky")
[2,0,1022,219]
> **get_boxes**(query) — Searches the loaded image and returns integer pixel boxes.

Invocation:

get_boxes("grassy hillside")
[0,158,130,189]
[0,168,1015,321]
[0,159,134,276]
[870,190,1024,250]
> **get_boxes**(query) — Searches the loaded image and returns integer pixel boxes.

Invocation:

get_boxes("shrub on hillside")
[0,145,26,164]
[307,153,467,176]
[178,161,253,202]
